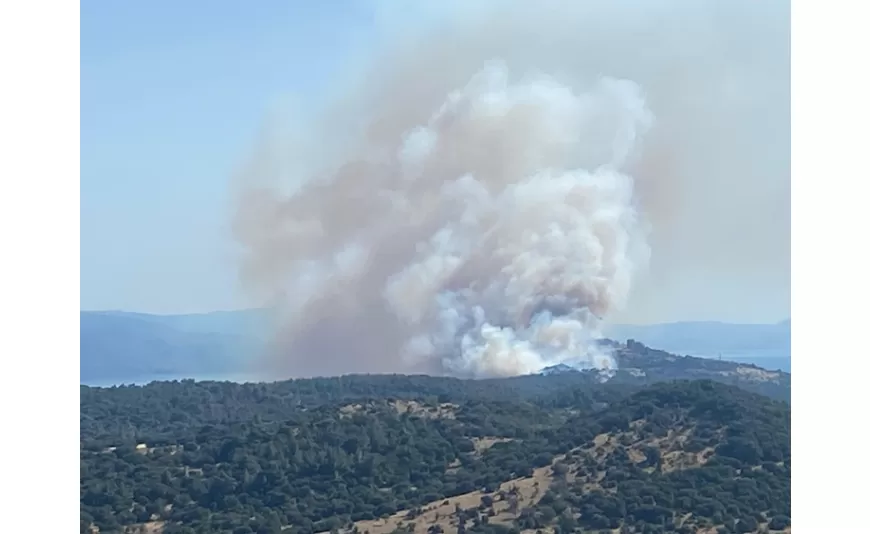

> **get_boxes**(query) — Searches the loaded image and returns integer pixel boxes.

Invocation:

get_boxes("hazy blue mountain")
[604,319,791,372]
[539,340,789,402]
[80,310,266,386]
[89,309,271,336]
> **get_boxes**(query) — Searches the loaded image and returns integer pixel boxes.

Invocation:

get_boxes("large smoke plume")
[232,0,790,379]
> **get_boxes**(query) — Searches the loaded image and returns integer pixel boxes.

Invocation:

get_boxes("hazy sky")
[81,1,790,324]
[81,1,376,313]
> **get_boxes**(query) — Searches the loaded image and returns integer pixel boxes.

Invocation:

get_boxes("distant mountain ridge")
[535,340,789,402]
[79,310,267,385]
[604,319,790,372]
[80,309,791,385]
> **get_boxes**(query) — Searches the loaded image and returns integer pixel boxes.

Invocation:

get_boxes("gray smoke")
[233,0,789,378]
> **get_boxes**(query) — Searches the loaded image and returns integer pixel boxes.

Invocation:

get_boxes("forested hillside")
[81,372,789,534]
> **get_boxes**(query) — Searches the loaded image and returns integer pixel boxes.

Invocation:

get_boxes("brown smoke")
[232,0,790,378]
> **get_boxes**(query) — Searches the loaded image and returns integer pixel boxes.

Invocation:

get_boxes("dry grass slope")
[339,401,459,420]
[328,420,788,534]
[339,459,558,534]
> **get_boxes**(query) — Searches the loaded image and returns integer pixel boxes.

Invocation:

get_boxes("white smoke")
[233,0,789,378]
[235,62,650,378]
[382,62,653,377]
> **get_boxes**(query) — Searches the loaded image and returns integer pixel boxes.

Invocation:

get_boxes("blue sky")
[81,2,378,313]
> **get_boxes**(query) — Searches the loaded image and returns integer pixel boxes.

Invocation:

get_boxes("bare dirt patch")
[734,366,782,382]
[338,459,561,534]
[581,422,720,475]
[124,521,165,534]
[390,400,458,419]
[339,403,366,417]
[339,401,459,420]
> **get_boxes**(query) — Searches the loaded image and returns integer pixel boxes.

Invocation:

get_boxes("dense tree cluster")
[520,381,791,533]
[80,373,630,448]
[81,341,789,448]
[81,373,789,534]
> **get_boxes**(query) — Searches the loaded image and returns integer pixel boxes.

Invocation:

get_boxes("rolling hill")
[605,320,791,372]
[80,376,789,534]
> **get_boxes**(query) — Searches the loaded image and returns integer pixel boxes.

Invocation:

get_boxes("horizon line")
[80,308,790,326]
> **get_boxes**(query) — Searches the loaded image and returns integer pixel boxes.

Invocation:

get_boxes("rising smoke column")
[233,0,789,378]
[235,61,652,378]
[383,63,652,376]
